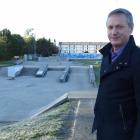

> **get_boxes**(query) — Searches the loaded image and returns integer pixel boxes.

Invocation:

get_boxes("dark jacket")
[93,35,140,140]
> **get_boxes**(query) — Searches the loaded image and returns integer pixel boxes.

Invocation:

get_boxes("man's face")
[106,14,133,48]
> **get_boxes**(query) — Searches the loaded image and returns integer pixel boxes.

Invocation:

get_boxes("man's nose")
[112,27,118,35]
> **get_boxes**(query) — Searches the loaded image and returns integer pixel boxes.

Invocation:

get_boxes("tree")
[0,29,12,59]
[24,28,37,58]
[51,45,59,54]
[36,37,59,57]
[0,28,59,60]
[24,28,34,36]
[0,29,26,60]
[36,38,50,57]
[0,28,11,38]
[10,34,25,56]
[24,35,35,54]
[0,38,8,60]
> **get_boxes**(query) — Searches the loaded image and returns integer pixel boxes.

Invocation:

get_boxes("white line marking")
[71,100,81,139]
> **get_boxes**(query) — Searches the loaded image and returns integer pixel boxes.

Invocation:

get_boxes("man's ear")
[130,24,134,33]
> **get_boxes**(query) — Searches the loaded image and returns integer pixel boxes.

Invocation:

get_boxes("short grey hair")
[107,8,134,28]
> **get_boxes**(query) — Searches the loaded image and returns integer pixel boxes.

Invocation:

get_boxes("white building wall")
[59,42,107,54]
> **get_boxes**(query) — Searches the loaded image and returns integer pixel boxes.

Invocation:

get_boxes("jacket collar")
[100,35,136,78]
[99,35,136,57]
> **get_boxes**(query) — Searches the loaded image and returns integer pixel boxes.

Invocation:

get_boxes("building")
[59,42,107,54]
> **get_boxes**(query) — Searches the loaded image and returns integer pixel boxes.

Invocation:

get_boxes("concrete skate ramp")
[0,67,7,77]
[31,89,97,118]
[0,66,95,122]
[20,67,39,76]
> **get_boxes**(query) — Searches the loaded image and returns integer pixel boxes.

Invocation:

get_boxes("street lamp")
[31,33,37,60]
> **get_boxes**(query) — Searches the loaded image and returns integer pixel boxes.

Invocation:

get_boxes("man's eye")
[108,26,113,30]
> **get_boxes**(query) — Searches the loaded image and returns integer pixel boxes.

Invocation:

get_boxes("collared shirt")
[111,44,127,62]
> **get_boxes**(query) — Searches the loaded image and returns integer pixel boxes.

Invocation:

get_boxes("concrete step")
[20,67,38,76]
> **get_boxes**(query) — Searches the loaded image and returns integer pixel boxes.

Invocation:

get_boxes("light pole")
[31,33,37,60]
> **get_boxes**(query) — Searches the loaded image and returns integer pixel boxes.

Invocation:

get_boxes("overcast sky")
[0,0,139,45]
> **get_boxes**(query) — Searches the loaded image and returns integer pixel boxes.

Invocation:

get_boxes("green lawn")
[0,60,15,66]
[0,101,75,139]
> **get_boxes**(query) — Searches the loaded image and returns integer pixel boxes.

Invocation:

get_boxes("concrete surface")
[0,57,96,122]
[69,99,96,140]
[31,90,98,119]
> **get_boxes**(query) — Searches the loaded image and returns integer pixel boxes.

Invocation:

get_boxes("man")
[92,8,140,140]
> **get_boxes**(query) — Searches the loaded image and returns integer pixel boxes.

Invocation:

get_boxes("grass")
[75,59,101,86]
[0,101,75,140]
[0,60,15,66]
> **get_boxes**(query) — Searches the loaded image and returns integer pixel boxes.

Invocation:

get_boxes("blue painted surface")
[60,53,102,59]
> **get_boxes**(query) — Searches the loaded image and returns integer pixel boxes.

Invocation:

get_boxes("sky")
[0,0,140,45]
